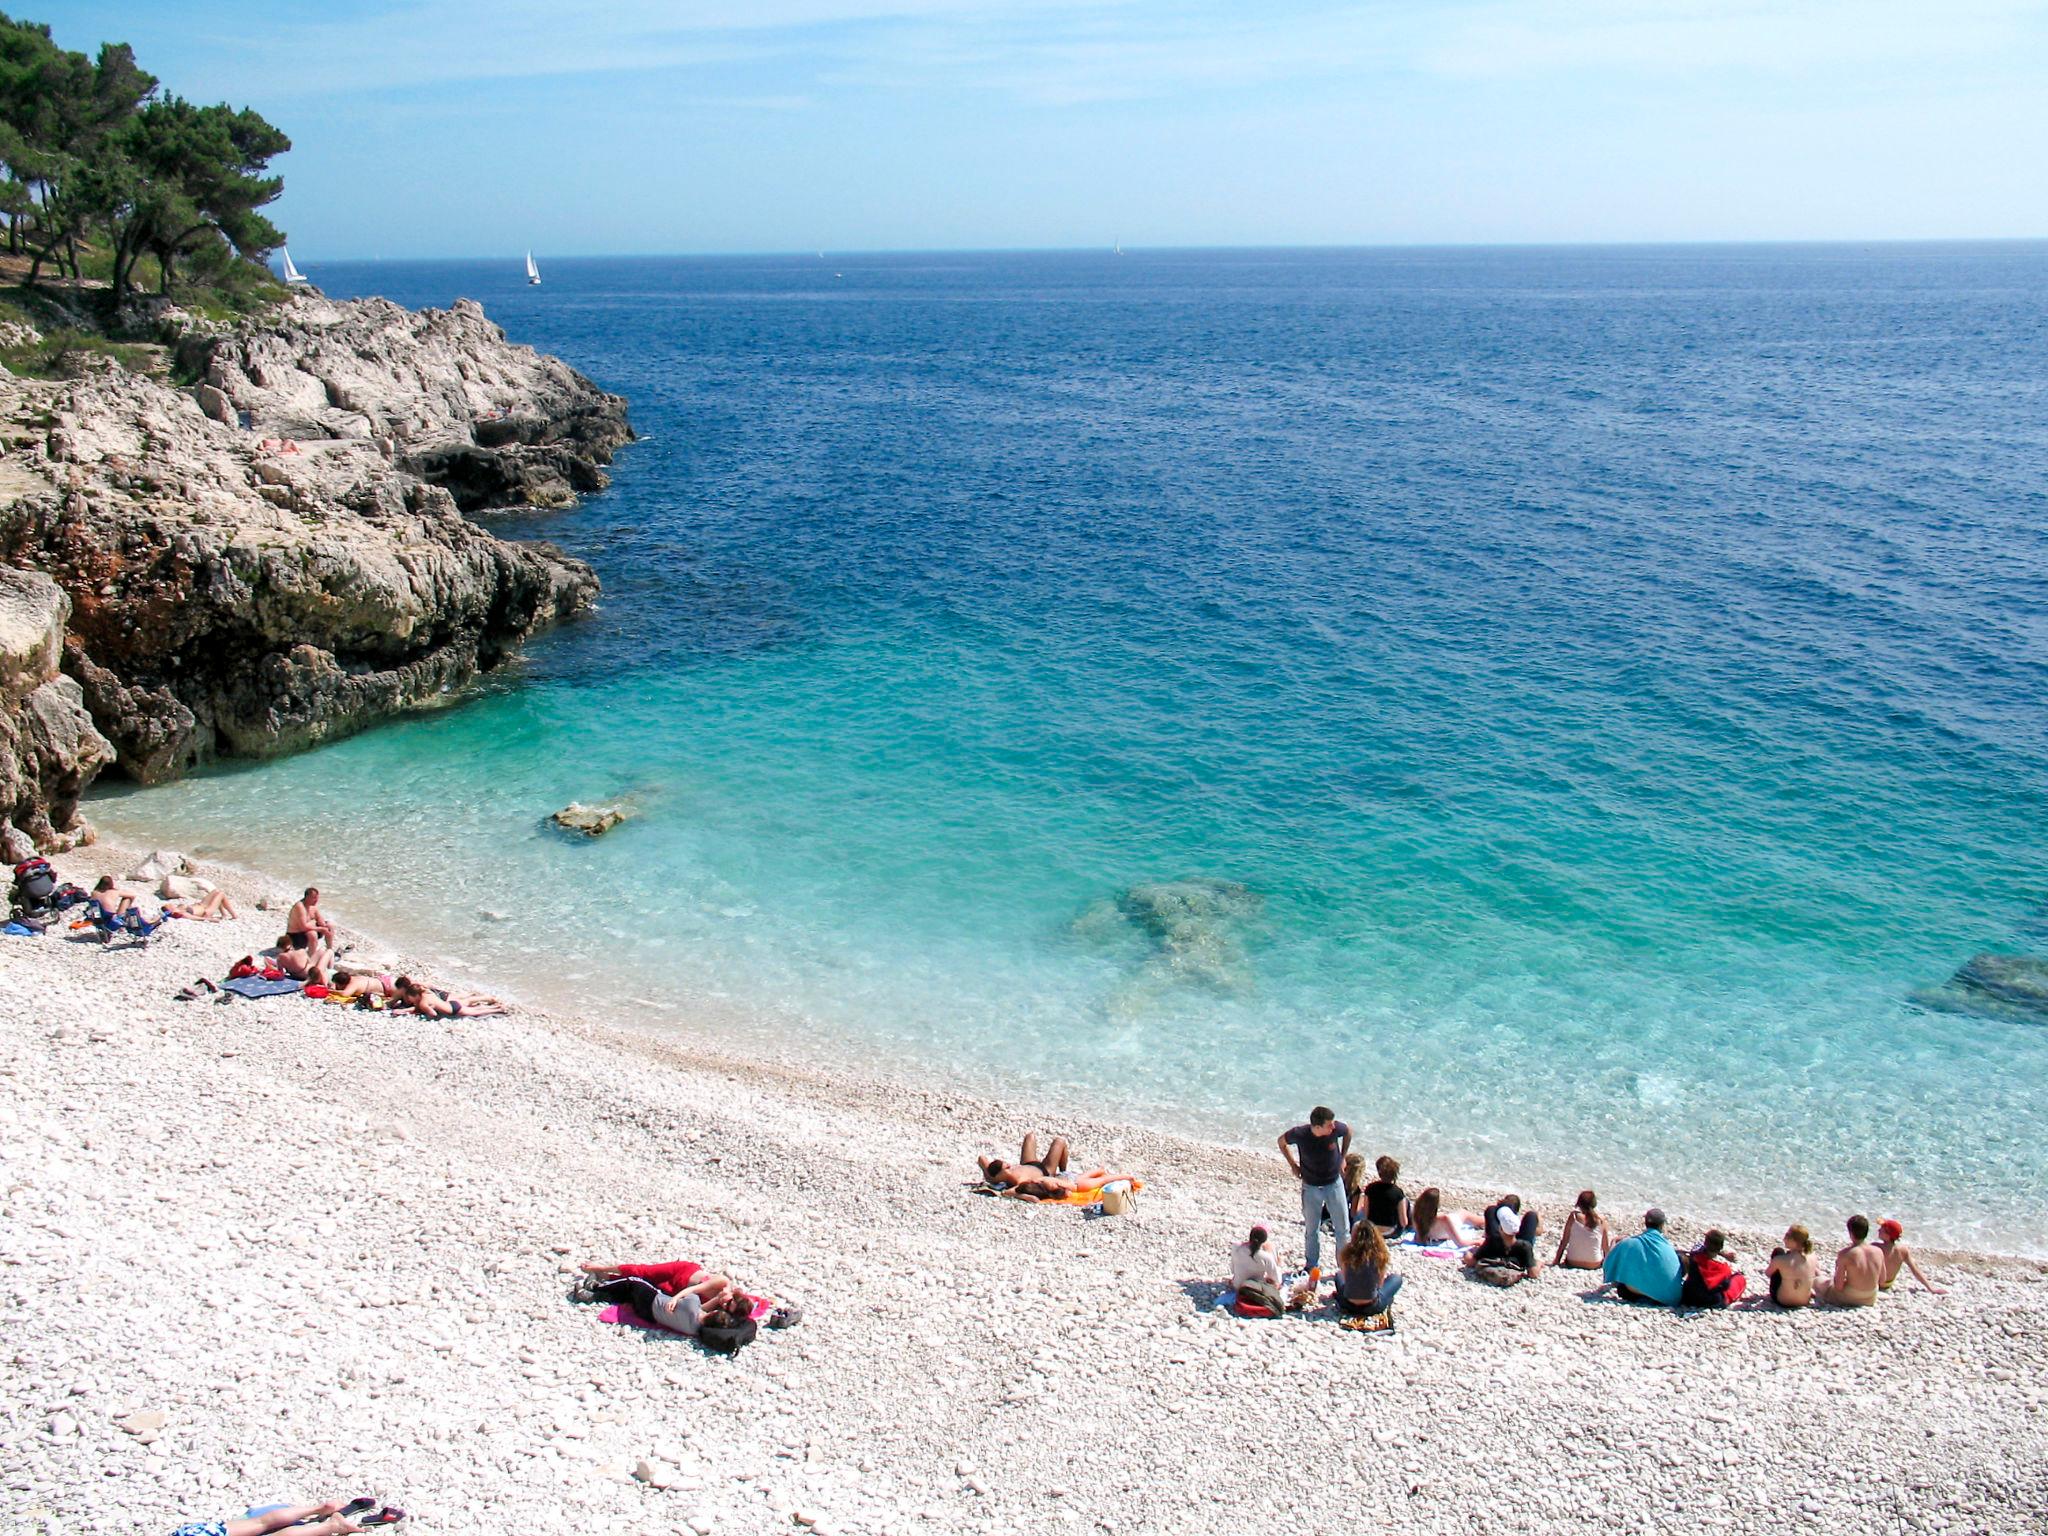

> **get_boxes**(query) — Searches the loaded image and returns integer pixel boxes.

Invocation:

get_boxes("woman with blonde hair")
[1335,1219,1403,1317]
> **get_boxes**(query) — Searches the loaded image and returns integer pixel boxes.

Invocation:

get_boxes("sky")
[45,1,2048,258]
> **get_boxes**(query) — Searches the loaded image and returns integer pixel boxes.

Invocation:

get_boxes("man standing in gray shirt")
[1278,1105,1352,1273]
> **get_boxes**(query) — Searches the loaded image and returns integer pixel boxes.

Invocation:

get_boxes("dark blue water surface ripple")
[98,245,2048,1249]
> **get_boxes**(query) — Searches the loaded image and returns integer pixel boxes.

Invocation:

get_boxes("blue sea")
[95,245,2048,1251]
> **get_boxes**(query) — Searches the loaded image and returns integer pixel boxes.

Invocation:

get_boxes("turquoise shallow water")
[95,246,2048,1251]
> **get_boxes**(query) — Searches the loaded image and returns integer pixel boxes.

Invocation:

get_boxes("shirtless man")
[1876,1219,1948,1296]
[977,1133,1130,1200]
[1766,1224,1816,1308]
[288,886,336,946]
[1818,1214,1885,1307]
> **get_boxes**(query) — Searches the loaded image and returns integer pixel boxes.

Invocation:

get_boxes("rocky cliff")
[0,293,630,853]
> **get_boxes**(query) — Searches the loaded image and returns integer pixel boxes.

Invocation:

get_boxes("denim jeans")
[1300,1179,1350,1271]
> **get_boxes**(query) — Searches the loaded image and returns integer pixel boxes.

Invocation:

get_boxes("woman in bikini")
[1410,1187,1486,1250]
[331,968,399,1003]
[393,975,507,1018]
[976,1133,1130,1200]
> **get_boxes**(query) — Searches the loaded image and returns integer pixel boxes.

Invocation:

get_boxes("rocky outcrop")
[1072,876,1266,994]
[190,295,632,510]
[0,293,630,848]
[0,566,114,854]
[550,801,628,837]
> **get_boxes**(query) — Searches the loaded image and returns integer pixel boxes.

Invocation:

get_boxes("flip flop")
[359,1509,406,1526]
[293,1501,378,1528]
[174,986,199,1001]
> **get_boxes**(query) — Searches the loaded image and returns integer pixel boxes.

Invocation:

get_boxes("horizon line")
[293,234,2048,265]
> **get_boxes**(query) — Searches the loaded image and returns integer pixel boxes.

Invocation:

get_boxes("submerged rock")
[1073,876,1265,993]
[550,802,627,837]
[1912,952,2048,1023]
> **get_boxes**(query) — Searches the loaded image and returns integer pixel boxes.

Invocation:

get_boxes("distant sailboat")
[525,251,541,286]
[279,246,309,285]
[1113,240,1122,256]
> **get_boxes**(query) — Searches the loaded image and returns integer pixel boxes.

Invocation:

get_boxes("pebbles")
[1,837,2045,1535]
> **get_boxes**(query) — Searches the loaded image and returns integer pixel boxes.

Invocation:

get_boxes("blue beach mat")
[221,976,303,999]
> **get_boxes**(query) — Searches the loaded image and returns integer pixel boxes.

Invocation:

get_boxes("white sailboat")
[279,246,309,284]
[525,251,541,286]
[1113,239,1122,256]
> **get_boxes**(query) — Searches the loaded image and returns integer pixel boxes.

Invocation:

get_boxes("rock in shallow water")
[1915,952,2048,1022]
[551,802,628,837]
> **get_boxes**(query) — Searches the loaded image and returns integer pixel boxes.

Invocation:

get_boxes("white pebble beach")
[3,838,2045,1536]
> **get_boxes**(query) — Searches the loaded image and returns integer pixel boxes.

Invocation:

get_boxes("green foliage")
[0,323,162,378]
[0,10,290,310]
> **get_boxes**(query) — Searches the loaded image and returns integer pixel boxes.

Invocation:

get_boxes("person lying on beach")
[1767,1225,1816,1308]
[1602,1208,1683,1305]
[288,886,336,946]
[331,967,398,1003]
[976,1136,1132,1201]
[1230,1224,1283,1292]
[1335,1220,1404,1317]
[393,976,506,1018]
[1875,1219,1947,1296]
[275,931,329,986]
[1680,1229,1746,1307]
[591,1268,751,1337]
[1359,1154,1411,1237]
[171,1499,372,1536]
[1818,1214,1885,1307]
[1552,1189,1613,1270]
[1409,1188,1484,1249]
[165,888,238,922]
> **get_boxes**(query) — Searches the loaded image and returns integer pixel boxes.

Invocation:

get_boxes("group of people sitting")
[1252,1107,1945,1323]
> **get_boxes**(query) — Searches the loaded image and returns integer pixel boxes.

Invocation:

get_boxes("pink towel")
[599,1298,774,1331]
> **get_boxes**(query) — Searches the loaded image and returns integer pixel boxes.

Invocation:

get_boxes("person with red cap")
[1875,1219,1947,1296]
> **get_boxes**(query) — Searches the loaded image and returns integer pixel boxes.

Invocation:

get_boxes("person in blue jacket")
[1602,1207,1684,1305]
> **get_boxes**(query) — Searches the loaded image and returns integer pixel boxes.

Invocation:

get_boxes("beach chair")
[78,899,168,947]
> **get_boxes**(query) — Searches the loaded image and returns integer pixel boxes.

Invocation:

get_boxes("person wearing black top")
[1360,1154,1411,1235]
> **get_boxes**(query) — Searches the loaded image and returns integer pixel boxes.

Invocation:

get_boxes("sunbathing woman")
[171,1499,374,1536]
[275,931,329,986]
[331,967,399,1003]
[1410,1187,1485,1249]
[393,975,506,1018]
[977,1134,1131,1200]
[165,888,238,922]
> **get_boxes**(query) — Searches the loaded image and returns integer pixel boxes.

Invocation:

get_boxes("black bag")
[697,1317,757,1353]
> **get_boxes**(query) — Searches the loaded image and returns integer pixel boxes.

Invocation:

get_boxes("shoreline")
[76,796,2048,1267]
[4,829,2045,1535]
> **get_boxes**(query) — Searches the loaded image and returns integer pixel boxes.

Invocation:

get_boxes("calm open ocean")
[97,245,2048,1250]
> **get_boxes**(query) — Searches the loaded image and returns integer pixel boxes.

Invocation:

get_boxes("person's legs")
[1322,1181,1351,1260]
[1301,1182,1325,1272]
[1377,1273,1405,1310]
[1018,1132,1042,1168]
[1045,1136,1070,1174]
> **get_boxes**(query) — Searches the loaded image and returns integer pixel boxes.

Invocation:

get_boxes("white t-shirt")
[1230,1241,1282,1291]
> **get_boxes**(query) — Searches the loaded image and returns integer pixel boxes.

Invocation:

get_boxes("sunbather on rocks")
[166,888,238,922]
[394,976,506,1018]
[578,1260,782,1335]
[977,1134,1131,1199]
[330,967,399,1003]
[171,1498,380,1536]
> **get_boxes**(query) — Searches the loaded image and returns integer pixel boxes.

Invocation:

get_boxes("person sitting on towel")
[1766,1224,1816,1308]
[977,1132,1130,1200]
[1409,1188,1485,1250]
[1335,1221,1405,1316]
[1602,1208,1684,1305]
[1358,1154,1412,1237]
[1551,1190,1613,1271]
[275,931,329,986]
[1680,1229,1747,1307]
[1230,1224,1283,1292]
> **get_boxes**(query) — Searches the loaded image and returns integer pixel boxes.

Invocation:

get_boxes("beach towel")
[600,1296,775,1330]
[2,920,39,937]
[979,1178,1146,1208]
[221,976,303,999]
